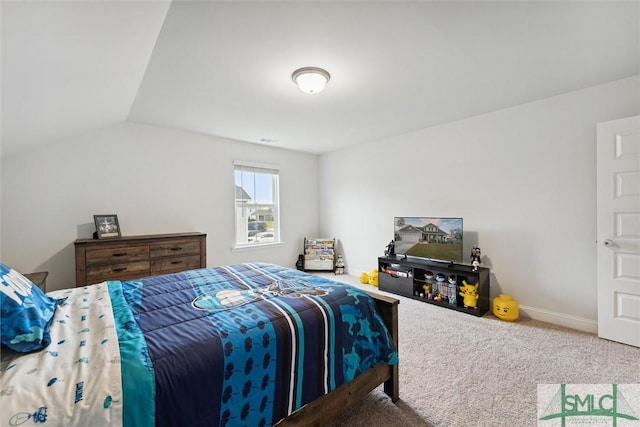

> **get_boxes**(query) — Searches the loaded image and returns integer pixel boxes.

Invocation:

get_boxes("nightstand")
[24,271,49,292]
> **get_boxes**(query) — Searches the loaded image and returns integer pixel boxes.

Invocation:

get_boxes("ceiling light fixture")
[291,67,330,94]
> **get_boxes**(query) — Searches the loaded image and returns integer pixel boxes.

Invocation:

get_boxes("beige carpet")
[317,273,640,427]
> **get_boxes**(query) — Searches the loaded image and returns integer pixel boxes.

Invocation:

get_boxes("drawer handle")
[170,261,183,265]
[112,253,127,257]
[170,247,183,251]
[112,267,128,272]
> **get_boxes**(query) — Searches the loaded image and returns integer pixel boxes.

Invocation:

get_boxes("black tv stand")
[378,255,490,316]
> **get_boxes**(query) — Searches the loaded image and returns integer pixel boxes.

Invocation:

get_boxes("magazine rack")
[303,237,335,271]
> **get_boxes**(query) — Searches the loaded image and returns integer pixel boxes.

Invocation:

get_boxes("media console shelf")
[378,255,490,316]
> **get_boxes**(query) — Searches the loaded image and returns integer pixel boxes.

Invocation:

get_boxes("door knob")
[602,239,615,247]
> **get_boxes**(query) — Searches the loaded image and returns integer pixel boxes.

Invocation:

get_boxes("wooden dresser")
[74,232,207,287]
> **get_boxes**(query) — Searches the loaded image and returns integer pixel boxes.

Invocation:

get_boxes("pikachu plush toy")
[458,280,479,309]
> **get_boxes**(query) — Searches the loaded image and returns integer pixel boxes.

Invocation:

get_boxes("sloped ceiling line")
[2,1,639,158]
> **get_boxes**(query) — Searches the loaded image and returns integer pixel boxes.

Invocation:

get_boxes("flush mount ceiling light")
[291,67,331,94]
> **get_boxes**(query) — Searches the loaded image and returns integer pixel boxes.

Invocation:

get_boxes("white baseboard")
[518,304,598,334]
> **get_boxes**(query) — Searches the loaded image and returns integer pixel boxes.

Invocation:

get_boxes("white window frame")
[233,160,281,248]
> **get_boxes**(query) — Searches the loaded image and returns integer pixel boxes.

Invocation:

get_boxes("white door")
[597,115,640,347]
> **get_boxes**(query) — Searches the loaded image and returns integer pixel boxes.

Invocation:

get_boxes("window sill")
[232,242,284,252]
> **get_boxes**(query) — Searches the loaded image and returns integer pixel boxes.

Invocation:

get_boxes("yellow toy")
[492,294,519,322]
[459,280,479,309]
[359,272,370,284]
[368,269,379,287]
[422,283,431,294]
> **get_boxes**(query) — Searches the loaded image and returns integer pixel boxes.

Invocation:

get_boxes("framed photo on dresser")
[93,214,121,239]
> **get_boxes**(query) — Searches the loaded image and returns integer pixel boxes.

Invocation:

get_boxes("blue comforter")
[117,262,398,427]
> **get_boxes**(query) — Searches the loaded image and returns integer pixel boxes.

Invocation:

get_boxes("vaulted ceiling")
[2,1,639,158]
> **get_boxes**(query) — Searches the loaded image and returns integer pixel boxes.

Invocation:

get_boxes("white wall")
[0,156,2,261]
[1,122,319,291]
[319,76,640,332]
[0,0,3,261]
[2,77,638,331]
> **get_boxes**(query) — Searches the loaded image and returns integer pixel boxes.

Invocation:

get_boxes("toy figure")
[447,275,457,305]
[470,246,482,271]
[335,254,345,275]
[492,294,519,321]
[295,254,304,271]
[434,273,446,298]
[368,269,379,287]
[359,272,370,284]
[385,240,395,256]
[459,280,479,309]
[447,283,458,305]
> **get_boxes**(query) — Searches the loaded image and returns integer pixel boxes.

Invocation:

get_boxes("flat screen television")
[393,217,463,263]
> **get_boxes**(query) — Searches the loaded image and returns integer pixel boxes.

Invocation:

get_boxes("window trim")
[233,160,279,174]
[233,160,281,248]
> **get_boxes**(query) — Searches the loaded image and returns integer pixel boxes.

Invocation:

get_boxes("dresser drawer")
[86,245,149,265]
[75,233,206,287]
[150,255,202,275]
[150,240,201,258]
[86,261,150,285]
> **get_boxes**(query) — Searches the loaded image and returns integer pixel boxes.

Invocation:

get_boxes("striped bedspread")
[1,263,398,427]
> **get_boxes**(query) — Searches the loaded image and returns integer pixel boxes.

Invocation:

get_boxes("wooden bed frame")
[277,291,399,426]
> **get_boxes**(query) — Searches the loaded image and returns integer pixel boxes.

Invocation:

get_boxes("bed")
[1,262,399,427]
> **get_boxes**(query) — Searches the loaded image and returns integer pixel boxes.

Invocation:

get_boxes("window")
[234,161,280,246]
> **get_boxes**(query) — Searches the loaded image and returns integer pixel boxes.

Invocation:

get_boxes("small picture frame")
[93,214,121,239]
